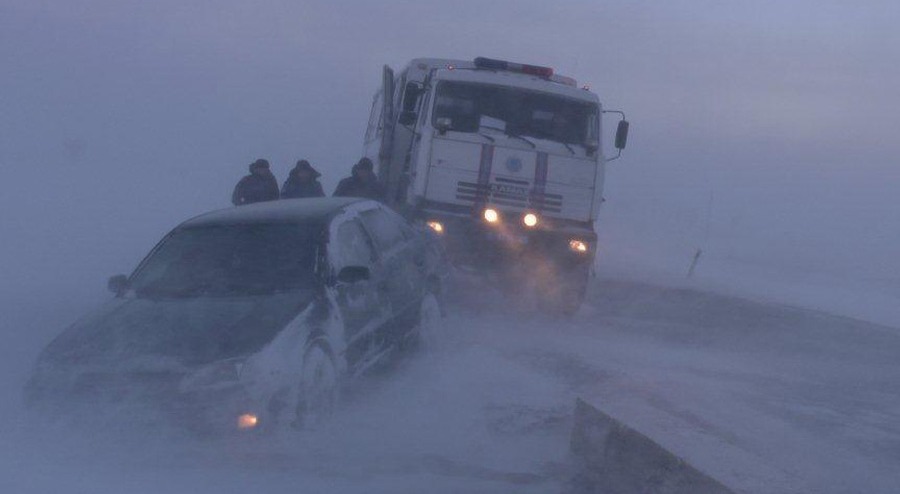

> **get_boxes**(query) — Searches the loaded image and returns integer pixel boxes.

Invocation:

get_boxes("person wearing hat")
[333,157,385,201]
[280,159,325,199]
[231,158,280,206]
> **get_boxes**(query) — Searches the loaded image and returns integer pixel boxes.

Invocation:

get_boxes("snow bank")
[566,398,734,494]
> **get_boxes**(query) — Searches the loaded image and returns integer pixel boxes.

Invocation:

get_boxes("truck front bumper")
[420,208,597,273]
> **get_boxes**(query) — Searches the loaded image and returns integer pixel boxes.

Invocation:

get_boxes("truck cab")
[363,57,628,313]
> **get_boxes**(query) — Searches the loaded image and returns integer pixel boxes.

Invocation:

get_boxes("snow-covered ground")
[2,277,898,493]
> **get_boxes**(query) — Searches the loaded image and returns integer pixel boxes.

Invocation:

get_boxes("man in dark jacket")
[280,159,325,199]
[232,159,279,206]
[333,157,385,201]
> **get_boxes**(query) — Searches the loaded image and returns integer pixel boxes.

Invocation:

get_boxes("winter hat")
[249,158,270,172]
[293,159,320,178]
[354,157,374,172]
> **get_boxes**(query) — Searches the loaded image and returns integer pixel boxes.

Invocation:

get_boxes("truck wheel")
[539,266,588,316]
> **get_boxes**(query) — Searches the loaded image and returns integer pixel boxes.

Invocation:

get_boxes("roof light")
[553,75,578,86]
[523,213,539,228]
[519,64,554,77]
[473,57,554,78]
[473,57,507,70]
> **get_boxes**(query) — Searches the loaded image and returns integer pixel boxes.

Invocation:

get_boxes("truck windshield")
[432,80,598,146]
[130,223,320,298]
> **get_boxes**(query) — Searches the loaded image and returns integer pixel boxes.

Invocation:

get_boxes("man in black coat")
[333,157,385,201]
[280,159,325,199]
[232,159,279,206]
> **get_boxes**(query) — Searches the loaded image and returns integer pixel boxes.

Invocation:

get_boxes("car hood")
[39,290,317,369]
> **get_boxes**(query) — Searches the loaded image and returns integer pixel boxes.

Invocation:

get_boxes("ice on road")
[2,278,899,493]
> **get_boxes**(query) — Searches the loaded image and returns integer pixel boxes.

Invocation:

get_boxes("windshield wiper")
[562,142,576,155]
[480,124,536,149]
[476,132,495,143]
[505,131,536,149]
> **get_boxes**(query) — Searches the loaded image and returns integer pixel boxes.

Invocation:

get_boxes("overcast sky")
[2,0,899,299]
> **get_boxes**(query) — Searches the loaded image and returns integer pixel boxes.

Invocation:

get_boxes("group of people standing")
[231,157,385,206]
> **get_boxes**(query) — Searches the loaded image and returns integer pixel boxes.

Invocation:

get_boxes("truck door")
[378,65,396,183]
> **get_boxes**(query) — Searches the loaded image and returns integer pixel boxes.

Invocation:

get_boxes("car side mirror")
[108,274,129,295]
[614,120,629,150]
[398,110,417,126]
[337,266,370,284]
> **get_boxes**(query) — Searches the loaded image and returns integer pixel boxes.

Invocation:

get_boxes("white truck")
[362,57,628,313]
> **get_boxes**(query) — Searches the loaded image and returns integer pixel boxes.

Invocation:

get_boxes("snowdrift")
[566,398,734,494]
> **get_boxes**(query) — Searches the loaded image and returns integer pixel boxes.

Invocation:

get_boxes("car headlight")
[236,413,260,430]
[179,358,246,391]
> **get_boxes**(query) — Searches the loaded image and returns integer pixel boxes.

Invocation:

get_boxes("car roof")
[178,197,372,229]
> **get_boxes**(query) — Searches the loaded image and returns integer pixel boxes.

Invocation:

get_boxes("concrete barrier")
[564,398,735,494]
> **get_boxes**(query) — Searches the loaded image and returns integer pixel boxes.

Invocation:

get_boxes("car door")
[328,215,391,372]
[359,207,426,341]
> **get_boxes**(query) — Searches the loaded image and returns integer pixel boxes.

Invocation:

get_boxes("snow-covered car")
[24,197,448,432]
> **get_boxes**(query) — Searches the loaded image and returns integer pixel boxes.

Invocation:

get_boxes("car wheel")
[294,342,338,429]
[417,292,444,352]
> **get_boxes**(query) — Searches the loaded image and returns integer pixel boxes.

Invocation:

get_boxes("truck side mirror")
[108,274,129,295]
[614,120,629,150]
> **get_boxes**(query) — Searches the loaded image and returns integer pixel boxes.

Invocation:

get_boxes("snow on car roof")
[179,197,370,228]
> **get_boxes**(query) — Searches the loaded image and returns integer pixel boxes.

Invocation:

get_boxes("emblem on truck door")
[505,156,523,173]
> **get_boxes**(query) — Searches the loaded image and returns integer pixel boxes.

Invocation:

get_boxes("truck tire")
[539,265,589,316]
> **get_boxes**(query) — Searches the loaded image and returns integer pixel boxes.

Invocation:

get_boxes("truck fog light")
[523,213,538,228]
[237,413,259,430]
[483,208,500,224]
[569,239,589,253]
[426,221,444,234]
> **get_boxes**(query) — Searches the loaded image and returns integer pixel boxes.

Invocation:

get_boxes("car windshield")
[130,223,321,298]
[432,80,598,145]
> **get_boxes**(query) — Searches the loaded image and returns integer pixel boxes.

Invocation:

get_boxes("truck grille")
[456,178,563,213]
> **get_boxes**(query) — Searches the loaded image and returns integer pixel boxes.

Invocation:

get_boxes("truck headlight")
[569,239,589,253]
[483,208,500,224]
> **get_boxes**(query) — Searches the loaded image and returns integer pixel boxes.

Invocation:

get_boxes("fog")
[2,1,899,492]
